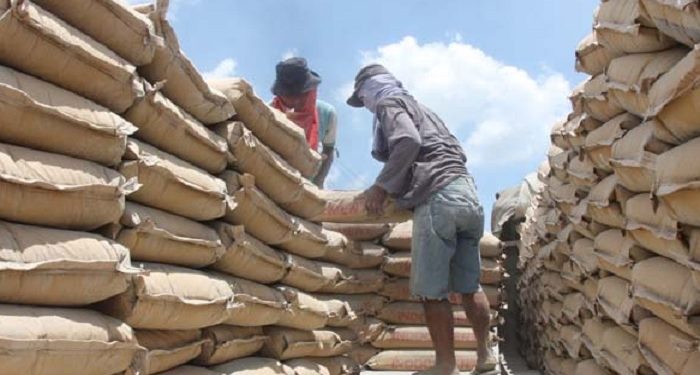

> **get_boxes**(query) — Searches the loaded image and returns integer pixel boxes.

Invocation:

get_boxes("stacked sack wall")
[518,0,700,374]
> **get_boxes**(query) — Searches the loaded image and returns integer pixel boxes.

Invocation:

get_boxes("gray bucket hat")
[272,57,322,97]
[346,64,391,107]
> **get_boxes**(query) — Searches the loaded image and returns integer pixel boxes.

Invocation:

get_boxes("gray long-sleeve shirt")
[372,95,469,209]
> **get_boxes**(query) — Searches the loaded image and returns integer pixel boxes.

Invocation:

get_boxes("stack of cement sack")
[348,219,506,372]
[518,0,700,374]
[0,1,399,374]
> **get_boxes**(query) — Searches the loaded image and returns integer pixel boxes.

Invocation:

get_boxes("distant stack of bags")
[517,0,700,374]
[0,0,411,374]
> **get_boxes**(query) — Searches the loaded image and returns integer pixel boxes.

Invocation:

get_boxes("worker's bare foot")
[470,348,498,374]
[412,365,461,375]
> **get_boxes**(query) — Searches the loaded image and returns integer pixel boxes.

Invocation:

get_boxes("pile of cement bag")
[518,0,700,374]
[0,1,410,374]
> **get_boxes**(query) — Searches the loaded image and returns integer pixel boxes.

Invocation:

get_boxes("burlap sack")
[0,220,137,306]
[135,329,204,375]
[382,252,412,277]
[284,359,331,375]
[576,32,622,76]
[116,202,224,268]
[213,121,324,218]
[195,326,267,366]
[655,72,700,144]
[625,193,679,240]
[585,175,625,228]
[594,229,653,281]
[639,317,700,375]
[314,294,387,318]
[594,0,677,54]
[381,221,413,251]
[32,0,160,65]
[642,0,700,46]
[611,120,673,192]
[98,262,233,330]
[377,302,498,327]
[548,145,572,182]
[312,295,358,327]
[570,238,599,278]
[600,326,653,375]
[318,267,385,294]
[262,327,354,360]
[211,357,292,375]
[607,48,687,117]
[276,286,330,330]
[560,324,585,359]
[348,345,381,365]
[319,241,387,269]
[585,113,639,172]
[566,153,598,188]
[281,255,337,292]
[347,317,386,344]
[480,232,504,258]
[0,304,145,375]
[280,219,333,259]
[313,190,412,224]
[581,318,617,359]
[120,140,227,221]
[629,226,700,271]
[210,223,289,284]
[159,366,221,375]
[125,87,229,174]
[305,357,360,375]
[575,74,626,122]
[208,78,321,177]
[543,352,566,375]
[597,276,636,329]
[0,65,135,166]
[633,257,700,321]
[221,274,286,327]
[541,300,565,327]
[366,350,478,372]
[0,142,133,230]
[647,46,700,120]
[322,223,392,241]
[655,137,700,226]
[0,0,143,113]
[575,359,613,375]
[221,172,295,245]
[139,1,234,124]
[372,326,479,350]
[562,292,593,324]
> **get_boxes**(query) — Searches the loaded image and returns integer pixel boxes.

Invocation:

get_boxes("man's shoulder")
[316,99,337,114]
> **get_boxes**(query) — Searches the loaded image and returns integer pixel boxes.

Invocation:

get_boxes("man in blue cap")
[347,64,497,375]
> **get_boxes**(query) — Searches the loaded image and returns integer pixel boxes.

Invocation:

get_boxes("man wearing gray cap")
[347,64,497,375]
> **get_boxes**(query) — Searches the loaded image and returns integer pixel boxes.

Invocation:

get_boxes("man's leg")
[462,290,494,363]
[423,299,459,375]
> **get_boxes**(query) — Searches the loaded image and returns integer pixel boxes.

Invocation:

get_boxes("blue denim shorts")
[410,175,485,300]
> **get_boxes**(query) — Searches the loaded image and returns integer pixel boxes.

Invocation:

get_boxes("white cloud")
[203,58,237,79]
[352,36,571,167]
[282,48,299,60]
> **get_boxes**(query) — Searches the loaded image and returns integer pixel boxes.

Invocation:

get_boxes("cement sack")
[600,326,654,375]
[0,0,143,113]
[575,74,626,122]
[139,2,234,124]
[125,88,229,174]
[558,114,602,150]
[562,292,592,324]
[585,175,625,229]
[135,329,204,375]
[0,142,133,230]
[99,262,232,330]
[560,324,586,359]
[348,345,381,365]
[639,317,700,375]
[32,0,160,66]
[116,202,224,268]
[0,304,145,375]
[656,84,700,144]
[223,275,286,327]
[625,193,680,240]
[611,120,673,192]
[348,317,386,344]
[0,65,135,166]
[209,78,320,177]
[642,0,700,46]
[575,359,614,375]
[547,145,571,181]
[629,225,700,271]
[262,327,354,360]
[211,357,292,375]
[0,221,136,306]
[314,190,413,224]
[566,152,598,188]
[312,295,358,327]
[576,32,622,76]
[655,137,700,226]
[644,45,700,119]
[594,0,677,54]
[597,276,636,328]
[160,366,221,375]
[582,318,618,358]
[196,326,266,366]
[320,241,387,269]
[213,121,324,218]
[480,232,504,258]
[381,220,413,251]
[285,359,331,375]
[633,256,700,317]
[280,219,334,259]
[372,326,479,350]
[120,140,227,221]
[221,172,295,245]
[210,223,289,284]
[323,223,391,241]
[314,294,387,317]
[276,286,330,330]
[571,238,599,277]
[585,113,639,172]
[594,229,653,281]
[281,255,338,292]
[366,350,478,372]
[318,267,385,294]
[306,357,360,375]
[377,302,498,327]
[382,252,412,277]
[607,48,687,117]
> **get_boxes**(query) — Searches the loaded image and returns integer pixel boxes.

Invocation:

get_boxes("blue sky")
[141,0,600,229]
